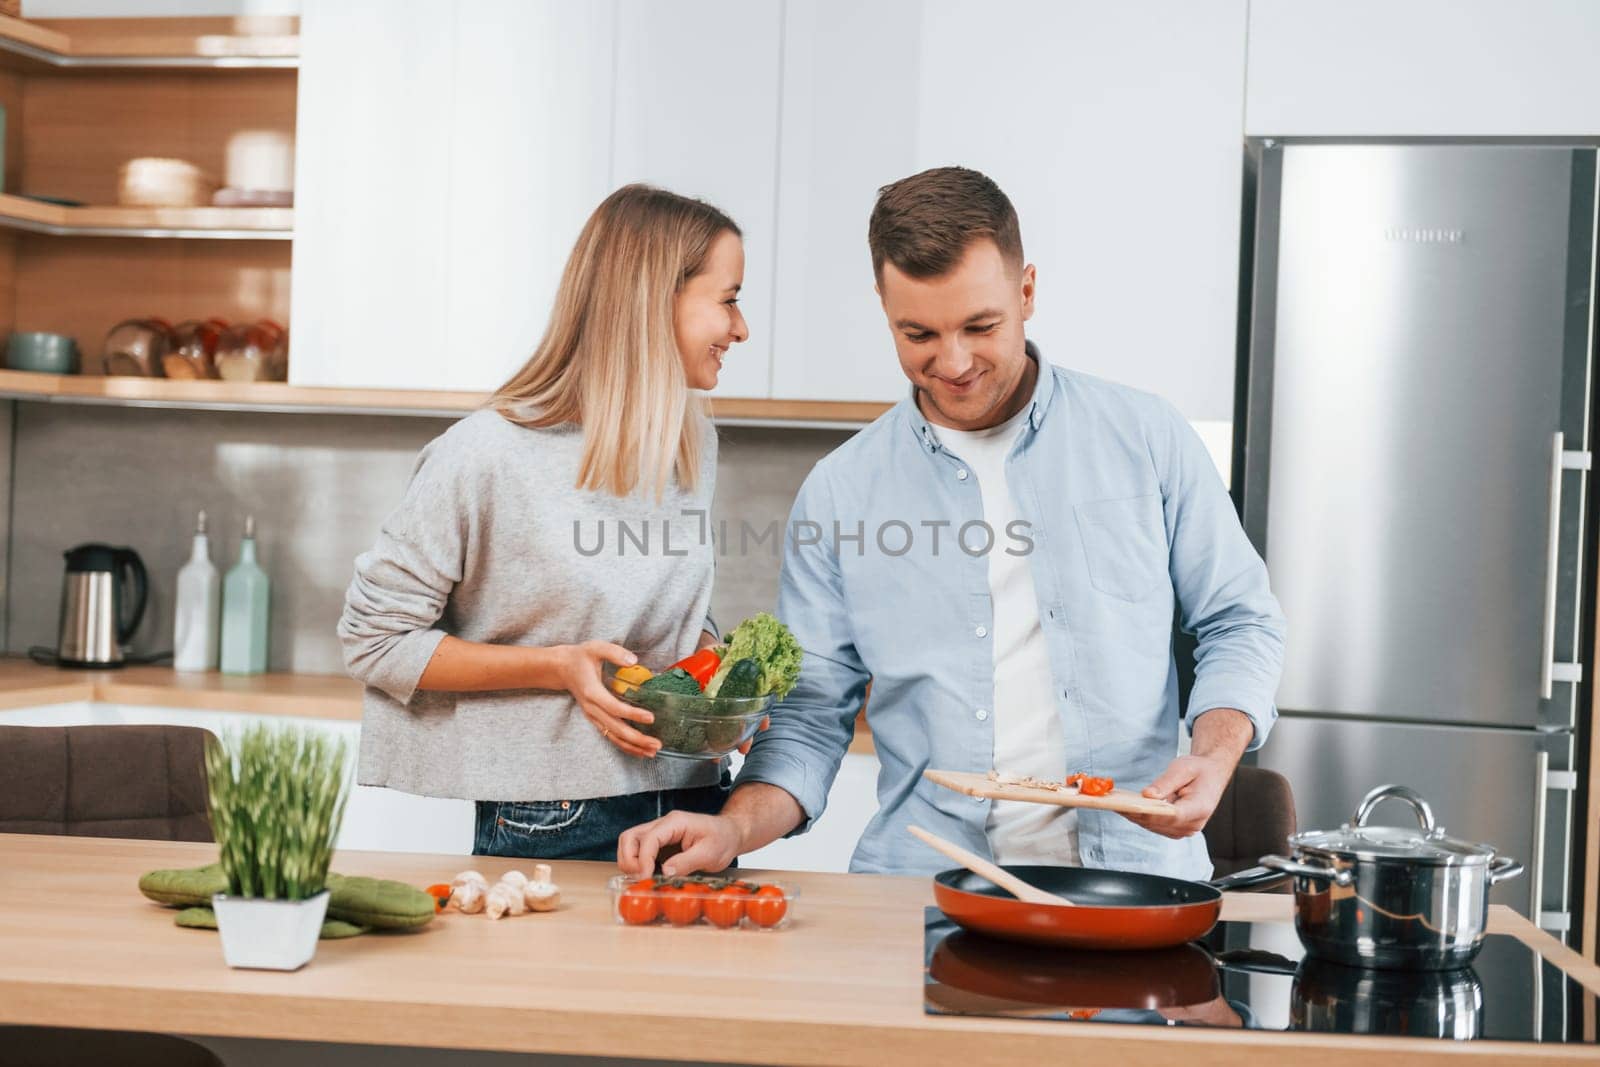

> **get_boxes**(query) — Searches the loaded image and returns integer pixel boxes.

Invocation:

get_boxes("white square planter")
[212,890,330,971]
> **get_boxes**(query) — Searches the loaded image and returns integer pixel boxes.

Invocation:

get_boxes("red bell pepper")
[669,648,722,689]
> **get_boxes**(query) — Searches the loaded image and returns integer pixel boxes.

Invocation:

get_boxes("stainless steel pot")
[1259,784,1524,971]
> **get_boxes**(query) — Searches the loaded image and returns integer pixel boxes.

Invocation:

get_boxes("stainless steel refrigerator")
[1235,141,1595,942]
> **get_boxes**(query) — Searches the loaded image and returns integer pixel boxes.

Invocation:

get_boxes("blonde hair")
[493,184,741,500]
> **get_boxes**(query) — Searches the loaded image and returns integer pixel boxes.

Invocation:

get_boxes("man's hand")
[1126,708,1254,840]
[617,782,805,878]
[617,812,743,878]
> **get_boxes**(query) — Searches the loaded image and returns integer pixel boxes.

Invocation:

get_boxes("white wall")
[23,0,297,14]
[1247,0,1600,135]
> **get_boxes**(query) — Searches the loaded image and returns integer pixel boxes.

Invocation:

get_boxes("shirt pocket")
[1074,493,1168,602]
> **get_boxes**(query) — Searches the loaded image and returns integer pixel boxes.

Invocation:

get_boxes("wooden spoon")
[907,825,1076,906]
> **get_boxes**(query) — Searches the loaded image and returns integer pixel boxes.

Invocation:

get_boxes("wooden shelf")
[0,193,290,239]
[0,370,893,425]
[0,15,297,71]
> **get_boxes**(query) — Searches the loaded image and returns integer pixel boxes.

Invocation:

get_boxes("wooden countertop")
[0,658,877,753]
[0,835,1591,1064]
[0,657,366,720]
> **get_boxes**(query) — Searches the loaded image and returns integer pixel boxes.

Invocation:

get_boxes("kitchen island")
[0,834,1594,1065]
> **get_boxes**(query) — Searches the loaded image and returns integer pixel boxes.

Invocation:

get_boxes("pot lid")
[1288,784,1499,865]
[1290,823,1497,864]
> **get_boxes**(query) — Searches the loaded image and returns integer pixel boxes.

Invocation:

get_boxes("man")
[620,166,1285,879]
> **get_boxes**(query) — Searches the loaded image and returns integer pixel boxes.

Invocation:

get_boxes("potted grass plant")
[205,723,350,971]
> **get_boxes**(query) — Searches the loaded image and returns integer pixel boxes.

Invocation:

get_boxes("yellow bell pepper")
[610,664,654,696]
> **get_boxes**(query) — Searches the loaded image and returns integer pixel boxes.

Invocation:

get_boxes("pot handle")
[1260,854,1354,887]
[1353,783,1437,832]
[1488,855,1525,885]
[1207,865,1291,893]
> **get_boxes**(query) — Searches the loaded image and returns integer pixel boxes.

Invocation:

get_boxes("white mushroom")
[523,863,561,913]
[498,869,529,892]
[485,881,521,920]
[452,869,489,891]
[451,880,486,914]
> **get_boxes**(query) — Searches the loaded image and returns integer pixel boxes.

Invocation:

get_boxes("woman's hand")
[555,641,662,759]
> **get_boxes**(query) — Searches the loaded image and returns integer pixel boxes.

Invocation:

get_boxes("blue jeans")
[472,772,732,861]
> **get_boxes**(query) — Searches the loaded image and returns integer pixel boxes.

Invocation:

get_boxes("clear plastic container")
[602,662,774,760]
[607,874,797,931]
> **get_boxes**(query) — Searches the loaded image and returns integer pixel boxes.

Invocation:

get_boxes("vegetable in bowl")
[705,612,802,698]
[603,613,802,758]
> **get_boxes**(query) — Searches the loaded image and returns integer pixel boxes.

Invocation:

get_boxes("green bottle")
[220,515,270,675]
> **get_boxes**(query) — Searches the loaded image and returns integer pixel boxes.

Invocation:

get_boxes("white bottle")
[173,510,220,672]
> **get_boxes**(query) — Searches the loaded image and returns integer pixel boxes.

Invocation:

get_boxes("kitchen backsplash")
[4,402,851,673]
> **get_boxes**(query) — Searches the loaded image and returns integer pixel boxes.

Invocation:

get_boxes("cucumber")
[714,658,763,700]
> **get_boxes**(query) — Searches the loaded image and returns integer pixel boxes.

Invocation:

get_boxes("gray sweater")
[339,408,721,801]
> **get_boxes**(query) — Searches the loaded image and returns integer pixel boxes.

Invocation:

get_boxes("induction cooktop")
[923,908,1597,1044]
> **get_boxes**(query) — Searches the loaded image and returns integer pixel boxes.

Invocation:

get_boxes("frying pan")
[929,929,1223,1011]
[932,863,1286,950]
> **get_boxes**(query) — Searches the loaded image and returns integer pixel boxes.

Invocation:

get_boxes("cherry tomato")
[1080,776,1115,797]
[746,884,788,928]
[1064,773,1087,788]
[704,885,751,928]
[618,879,660,925]
[424,883,452,912]
[662,883,710,926]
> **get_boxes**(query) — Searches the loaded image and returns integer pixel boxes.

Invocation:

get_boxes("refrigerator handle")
[1539,431,1590,699]
[1529,750,1548,926]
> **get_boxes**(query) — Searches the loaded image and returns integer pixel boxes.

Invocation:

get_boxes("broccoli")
[705,613,802,698]
[637,668,703,699]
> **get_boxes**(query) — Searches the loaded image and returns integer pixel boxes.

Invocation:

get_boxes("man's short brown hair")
[868,166,1024,282]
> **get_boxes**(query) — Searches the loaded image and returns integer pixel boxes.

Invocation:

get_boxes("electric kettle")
[56,544,148,668]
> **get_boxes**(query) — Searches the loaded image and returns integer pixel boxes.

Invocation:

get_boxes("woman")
[339,184,748,859]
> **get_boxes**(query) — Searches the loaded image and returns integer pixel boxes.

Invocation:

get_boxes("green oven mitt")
[323,873,436,930]
[174,906,370,939]
[138,864,226,907]
[140,864,435,930]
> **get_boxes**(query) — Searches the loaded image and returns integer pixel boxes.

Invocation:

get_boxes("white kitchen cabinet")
[292,1,615,393]
[290,0,456,391]
[0,700,882,870]
[772,0,1250,422]
[440,2,617,394]
[611,0,784,400]
[0,703,474,855]
[1247,0,1600,137]
[769,0,921,404]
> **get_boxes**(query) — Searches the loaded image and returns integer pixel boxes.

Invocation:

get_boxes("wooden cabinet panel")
[21,70,295,205]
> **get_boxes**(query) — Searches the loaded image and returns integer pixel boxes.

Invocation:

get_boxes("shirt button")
[975,626,988,638]
[975,708,989,721]
[972,795,986,804]
[956,469,969,481]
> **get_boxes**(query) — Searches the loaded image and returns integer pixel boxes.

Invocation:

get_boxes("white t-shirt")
[934,407,1079,865]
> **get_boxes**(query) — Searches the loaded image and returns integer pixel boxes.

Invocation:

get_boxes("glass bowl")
[602,662,774,760]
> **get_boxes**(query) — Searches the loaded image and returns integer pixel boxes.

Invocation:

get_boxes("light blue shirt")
[737,346,1286,879]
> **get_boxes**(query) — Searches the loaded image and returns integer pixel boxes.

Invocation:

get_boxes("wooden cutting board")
[923,769,1179,817]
